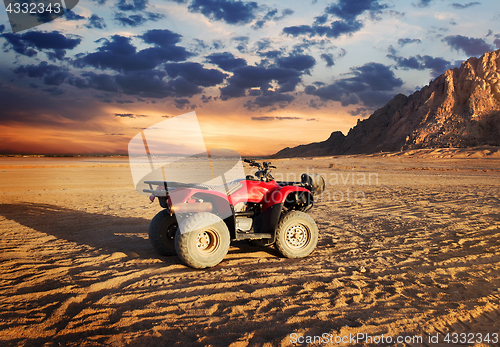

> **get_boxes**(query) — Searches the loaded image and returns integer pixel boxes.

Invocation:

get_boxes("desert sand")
[1,150,499,346]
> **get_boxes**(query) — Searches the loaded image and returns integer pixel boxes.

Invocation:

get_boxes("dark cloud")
[42,87,66,96]
[117,0,148,11]
[188,0,258,25]
[251,115,301,121]
[283,20,363,39]
[115,113,136,118]
[320,53,335,67]
[164,62,228,87]
[305,62,402,107]
[14,62,71,86]
[495,34,500,49]
[398,38,421,46]
[85,14,107,29]
[141,29,181,48]
[0,25,5,34]
[387,47,451,77]
[442,35,493,56]
[252,20,266,29]
[255,7,294,28]
[219,65,301,101]
[115,12,163,27]
[414,0,432,7]
[2,31,81,58]
[173,98,191,109]
[244,91,295,109]
[206,52,247,71]
[258,50,282,59]
[232,36,249,53]
[314,14,328,25]
[75,33,191,72]
[115,70,202,98]
[65,11,85,21]
[251,116,275,121]
[450,2,481,9]
[276,53,316,71]
[325,0,388,21]
[67,72,120,92]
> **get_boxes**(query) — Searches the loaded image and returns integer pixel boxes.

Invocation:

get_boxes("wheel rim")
[166,223,178,239]
[285,223,310,249]
[195,229,220,255]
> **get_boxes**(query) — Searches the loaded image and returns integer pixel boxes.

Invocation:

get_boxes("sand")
[0,151,499,347]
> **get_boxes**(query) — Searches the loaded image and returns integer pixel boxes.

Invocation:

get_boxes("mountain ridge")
[273,49,500,158]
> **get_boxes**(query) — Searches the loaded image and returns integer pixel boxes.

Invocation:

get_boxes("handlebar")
[243,159,276,181]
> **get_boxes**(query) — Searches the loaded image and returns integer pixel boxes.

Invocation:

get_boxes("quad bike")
[144,159,325,269]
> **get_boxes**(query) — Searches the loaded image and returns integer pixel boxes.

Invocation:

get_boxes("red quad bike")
[144,159,325,269]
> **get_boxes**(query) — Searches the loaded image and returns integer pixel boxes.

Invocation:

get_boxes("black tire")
[175,212,230,269]
[148,210,179,256]
[275,211,318,258]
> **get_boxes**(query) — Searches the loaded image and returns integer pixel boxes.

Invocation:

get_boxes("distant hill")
[273,49,500,158]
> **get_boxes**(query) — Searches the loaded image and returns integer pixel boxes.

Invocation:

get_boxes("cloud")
[450,2,481,9]
[244,91,295,109]
[74,33,191,72]
[414,0,432,7]
[115,70,201,98]
[232,36,249,53]
[42,87,66,96]
[442,35,493,56]
[251,115,301,121]
[253,7,294,28]
[219,65,302,104]
[495,34,500,49]
[305,62,402,107]
[117,0,148,11]
[85,14,107,29]
[188,0,259,24]
[320,53,335,67]
[67,72,120,92]
[206,52,247,71]
[276,53,316,71]
[325,0,388,21]
[164,62,228,87]
[283,19,363,38]
[141,29,182,48]
[173,98,191,109]
[14,62,71,86]
[65,11,85,21]
[387,47,452,77]
[114,12,164,27]
[398,38,421,46]
[2,31,81,58]
[115,113,135,118]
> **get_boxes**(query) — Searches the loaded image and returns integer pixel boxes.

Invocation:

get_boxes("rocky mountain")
[273,49,500,158]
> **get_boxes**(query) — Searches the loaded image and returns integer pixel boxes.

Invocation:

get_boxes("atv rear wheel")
[175,212,230,269]
[275,211,318,258]
[149,210,178,256]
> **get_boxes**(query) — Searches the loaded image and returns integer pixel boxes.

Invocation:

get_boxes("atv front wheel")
[275,211,318,258]
[175,212,230,269]
[149,210,179,256]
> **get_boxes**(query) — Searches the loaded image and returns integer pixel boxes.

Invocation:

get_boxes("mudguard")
[262,186,312,211]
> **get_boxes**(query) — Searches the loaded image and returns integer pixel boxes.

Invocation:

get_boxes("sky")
[1,0,499,156]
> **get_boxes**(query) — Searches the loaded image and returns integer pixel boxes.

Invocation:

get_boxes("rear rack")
[143,181,207,196]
